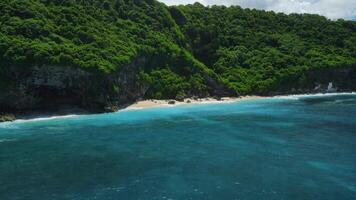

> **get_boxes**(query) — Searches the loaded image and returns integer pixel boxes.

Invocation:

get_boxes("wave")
[272,92,356,100]
[0,139,16,143]
[0,114,80,128]
[0,122,19,129]
[0,114,88,129]
[13,114,80,123]
[1,92,354,126]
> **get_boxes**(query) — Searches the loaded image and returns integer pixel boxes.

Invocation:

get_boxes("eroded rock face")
[0,54,228,117]
[268,66,356,95]
[0,58,354,118]
[26,65,91,89]
[1,65,98,113]
[306,67,356,91]
[0,56,149,114]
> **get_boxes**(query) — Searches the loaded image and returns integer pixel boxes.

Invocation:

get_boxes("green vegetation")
[0,0,355,111]
[173,3,356,94]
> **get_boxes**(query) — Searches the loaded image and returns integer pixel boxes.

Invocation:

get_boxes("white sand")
[125,96,262,110]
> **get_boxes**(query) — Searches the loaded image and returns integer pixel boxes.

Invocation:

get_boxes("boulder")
[0,114,16,122]
[168,100,176,105]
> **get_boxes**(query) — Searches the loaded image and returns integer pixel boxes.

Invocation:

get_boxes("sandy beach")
[125,96,262,110]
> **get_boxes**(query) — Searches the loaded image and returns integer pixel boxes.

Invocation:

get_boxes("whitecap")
[122,107,145,111]
[13,114,80,123]
[0,122,19,129]
[0,139,16,143]
[272,92,356,100]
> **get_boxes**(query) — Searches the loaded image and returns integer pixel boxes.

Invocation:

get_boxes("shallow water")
[1,94,356,200]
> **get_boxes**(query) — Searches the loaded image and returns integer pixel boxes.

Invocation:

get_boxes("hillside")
[173,3,356,94]
[0,0,355,116]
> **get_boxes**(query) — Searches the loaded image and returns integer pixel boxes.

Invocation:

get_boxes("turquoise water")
[1,94,356,200]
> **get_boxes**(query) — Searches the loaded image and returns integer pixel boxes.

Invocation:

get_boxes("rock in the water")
[168,100,176,105]
[104,105,119,112]
[0,114,16,122]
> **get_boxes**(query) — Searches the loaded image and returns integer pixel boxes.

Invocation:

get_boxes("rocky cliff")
[269,66,356,95]
[0,57,149,115]
[0,55,228,119]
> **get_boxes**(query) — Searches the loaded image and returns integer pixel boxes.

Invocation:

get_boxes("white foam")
[1,115,77,128]
[0,114,84,127]
[0,122,18,129]
[0,139,16,143]
[272,92,356,100]
[123,107,145,111]
[1,92,354,125]
[13,114,80,123]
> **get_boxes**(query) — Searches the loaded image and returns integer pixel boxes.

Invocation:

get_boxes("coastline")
[0,96,262,123]
[125,96,262,110]
[1,92,355,123]
[125,92,356,110]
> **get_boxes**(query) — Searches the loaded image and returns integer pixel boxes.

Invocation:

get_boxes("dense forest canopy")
[172,3,356,94]
[0,0,355,112]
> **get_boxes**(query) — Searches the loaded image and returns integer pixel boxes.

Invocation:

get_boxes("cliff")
[0,55,228,117]
[267,66,356,95]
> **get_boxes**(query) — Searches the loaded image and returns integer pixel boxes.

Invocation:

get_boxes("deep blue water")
[1,94,356,200]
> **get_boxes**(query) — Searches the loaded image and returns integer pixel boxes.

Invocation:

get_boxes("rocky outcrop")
[0,114,15,122]
[268,66,356,95]
[0,56,149,116]
[0,60,354,123]
[0,52,233,122]
[306,67,356,91]
[203,74,237,97]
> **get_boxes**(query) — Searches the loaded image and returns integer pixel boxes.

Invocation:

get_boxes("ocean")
[1,93,356,200]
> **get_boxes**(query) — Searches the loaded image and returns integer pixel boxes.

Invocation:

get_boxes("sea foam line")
[0,139,16,143]
[272,92,356,100]
[13,114,80,123]
[1,92,355,125]
[0,114,83,128]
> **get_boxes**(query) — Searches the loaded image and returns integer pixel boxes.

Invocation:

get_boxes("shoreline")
[1,92,355,123]
[125,95,262,110]
[0,96,262,123]
[124,92,356,110]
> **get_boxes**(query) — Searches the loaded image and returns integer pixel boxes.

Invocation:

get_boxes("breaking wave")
[272,92,356,100]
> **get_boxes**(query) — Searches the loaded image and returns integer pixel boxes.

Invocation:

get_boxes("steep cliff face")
[306,67,356,91]
[270,66,356,95]
[0,56,150,114]
[0,53,230,116]
[1,66,98,113]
